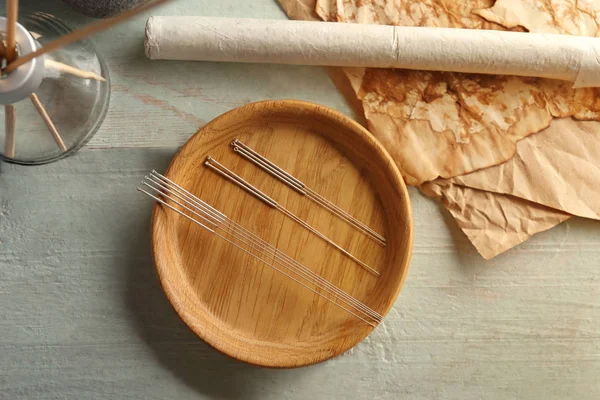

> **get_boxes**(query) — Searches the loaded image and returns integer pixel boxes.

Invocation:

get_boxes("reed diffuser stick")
[45,59,106,82]
[4,1,18,158]
[4,0,172,74]
[5,0,18,62]
[30,94,67,152]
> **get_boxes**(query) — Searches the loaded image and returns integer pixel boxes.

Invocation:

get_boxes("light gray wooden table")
[1,1,599,399]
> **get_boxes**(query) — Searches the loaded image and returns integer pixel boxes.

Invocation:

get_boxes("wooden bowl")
[151,100,413,367]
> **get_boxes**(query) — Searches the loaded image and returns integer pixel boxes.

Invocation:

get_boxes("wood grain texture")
[5,0,18,62]
[0,0,598,398]
[153,100,413,367]
[12,2,354,149]
[0,149,598,399]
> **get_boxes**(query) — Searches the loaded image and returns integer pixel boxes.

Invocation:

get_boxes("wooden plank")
[0,149,598,399]
[17,1,355,150]
[1,0,598,398]
[86,61,354,149]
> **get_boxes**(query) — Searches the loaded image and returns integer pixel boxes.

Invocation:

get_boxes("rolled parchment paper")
[145,16,600,88]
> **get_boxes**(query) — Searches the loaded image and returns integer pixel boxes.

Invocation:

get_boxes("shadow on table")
[123,193,310,399]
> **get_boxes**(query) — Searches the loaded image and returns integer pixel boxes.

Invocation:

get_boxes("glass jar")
[0,12,110,165]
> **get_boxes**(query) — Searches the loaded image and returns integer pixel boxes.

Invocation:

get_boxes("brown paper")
[278,0,320,21]
[312,0,600,186]
[420,180,571,260]
[278,0,599,259]
[475,0,600,35]
[427,117,600,258]
[451,118,600,220]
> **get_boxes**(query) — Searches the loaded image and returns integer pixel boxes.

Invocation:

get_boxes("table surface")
[1,1,599,399]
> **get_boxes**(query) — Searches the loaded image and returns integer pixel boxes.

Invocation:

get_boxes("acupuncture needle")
[231,139,386,246]
[138,172,382,325]
[145,171,383,321]
[204,156,380,276]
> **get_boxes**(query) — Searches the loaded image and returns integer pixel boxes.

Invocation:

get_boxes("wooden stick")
[4,105,16,158]
[4,0,172,74]
[45,59,106,82]
[3,2,17,159]
[0,39,6,60]
[5,0,18,62]
[30,93,67,152]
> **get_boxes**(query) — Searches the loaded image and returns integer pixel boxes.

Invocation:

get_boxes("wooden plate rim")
[150,99,414,367]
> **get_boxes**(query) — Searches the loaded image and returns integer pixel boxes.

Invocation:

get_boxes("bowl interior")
[152,101,413,367]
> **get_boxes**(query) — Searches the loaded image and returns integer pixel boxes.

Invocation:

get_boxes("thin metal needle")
[139,187,380,326]
[204,156,380,276]
[230,139,387,245]
[276,206,381,276]
[139,173,382,325]
[233,145,306,194]
[232,139,304,188]
[233,144,386,246]
[147,171,383,321]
